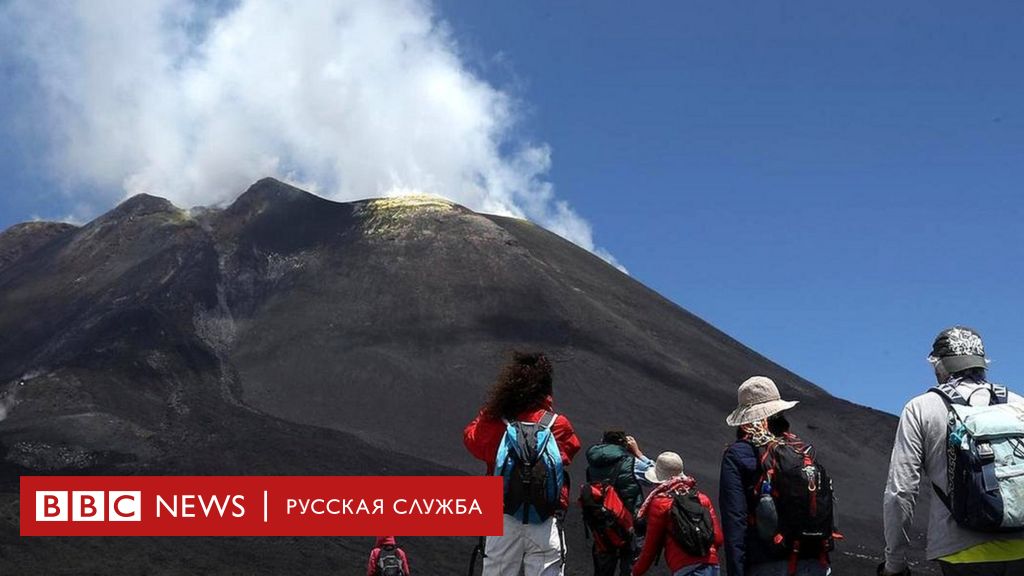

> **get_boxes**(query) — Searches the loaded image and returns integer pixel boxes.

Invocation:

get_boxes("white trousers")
[483,514,565,576]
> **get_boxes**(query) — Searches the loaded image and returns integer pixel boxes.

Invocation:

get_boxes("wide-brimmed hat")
[930,326,987,374]
[725,376,798,427]
[644,451,684,484]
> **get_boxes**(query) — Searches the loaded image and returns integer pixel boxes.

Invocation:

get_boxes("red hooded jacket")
[463,395,581,509]
[631,491,723,575]
[366,536,410,576]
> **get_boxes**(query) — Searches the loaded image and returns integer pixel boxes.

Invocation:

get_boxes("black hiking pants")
[939,559,1024,576]
[593,541,633,576]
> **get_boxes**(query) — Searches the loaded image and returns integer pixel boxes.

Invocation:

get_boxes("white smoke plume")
[1,0,622,269]
[0,381,24,422]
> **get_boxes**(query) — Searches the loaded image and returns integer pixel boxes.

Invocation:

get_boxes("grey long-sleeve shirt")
[883,380,1024,572]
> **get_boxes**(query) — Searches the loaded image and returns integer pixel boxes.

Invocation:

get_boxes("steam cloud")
[2,0,622,268]
[0,382,20,423]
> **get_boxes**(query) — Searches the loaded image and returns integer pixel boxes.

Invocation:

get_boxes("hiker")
[719,376,835,576]
[880,326,1024,576]
[581,430,655,576]
[367,536,410,576]
[631,451,723,576]
[464,352,581,576]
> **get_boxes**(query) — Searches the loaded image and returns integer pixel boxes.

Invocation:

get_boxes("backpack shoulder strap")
[930,381,969,406]
[932,482,953,511]
[669,487,701,507]
[758,438,783,463]
[530,411,559,462]
[933,380,1010,406]
[537,411,557,429]
[930,380,972,514]
[991,384,1009,405]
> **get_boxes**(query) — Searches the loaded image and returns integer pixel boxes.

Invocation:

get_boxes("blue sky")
[3,1,1023,414]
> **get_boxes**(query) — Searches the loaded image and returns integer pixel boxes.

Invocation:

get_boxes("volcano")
[0,178,929,574]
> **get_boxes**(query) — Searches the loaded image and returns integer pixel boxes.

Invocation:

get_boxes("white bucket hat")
[644,451,684,484]
[725,376,798,427]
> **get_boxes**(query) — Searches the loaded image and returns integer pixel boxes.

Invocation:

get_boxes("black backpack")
[376,546,406,576]
[496,411,565,524]
[668,489,715,557]
[754,434,835,557]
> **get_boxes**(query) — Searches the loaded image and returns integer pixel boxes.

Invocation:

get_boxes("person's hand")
[625,436,641,457]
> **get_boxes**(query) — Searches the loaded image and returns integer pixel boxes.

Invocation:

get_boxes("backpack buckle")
[803,465,818,492]
[977,442,995,461]
[521,464,534,484]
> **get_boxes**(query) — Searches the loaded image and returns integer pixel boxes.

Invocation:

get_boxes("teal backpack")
[931,380,1024,531]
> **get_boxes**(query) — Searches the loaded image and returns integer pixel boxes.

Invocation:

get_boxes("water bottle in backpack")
[755,479,779,542]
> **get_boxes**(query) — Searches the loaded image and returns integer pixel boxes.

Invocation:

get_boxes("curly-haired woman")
[464,352,581,576]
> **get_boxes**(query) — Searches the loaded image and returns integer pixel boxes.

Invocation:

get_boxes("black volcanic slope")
[0,179,931,574]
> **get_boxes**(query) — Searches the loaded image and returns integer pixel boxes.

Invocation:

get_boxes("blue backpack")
[931,380,1024,531]
[495,411,565,524]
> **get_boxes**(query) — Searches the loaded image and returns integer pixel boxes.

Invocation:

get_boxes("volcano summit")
[0,178,928,574]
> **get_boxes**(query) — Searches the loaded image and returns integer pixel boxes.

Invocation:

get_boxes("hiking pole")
[555,511,567,567]
[468,536,485,576]
[468,462,489,576]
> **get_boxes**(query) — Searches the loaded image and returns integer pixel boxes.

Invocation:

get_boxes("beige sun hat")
[725,376,799,427]
[644,451,684,484]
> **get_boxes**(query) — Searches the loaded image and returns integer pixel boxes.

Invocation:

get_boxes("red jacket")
[463,396,581,509]
[366,536,410,575]
[631,491,723,576]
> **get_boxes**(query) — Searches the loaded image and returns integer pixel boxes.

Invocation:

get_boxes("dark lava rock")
[0,221,77,275]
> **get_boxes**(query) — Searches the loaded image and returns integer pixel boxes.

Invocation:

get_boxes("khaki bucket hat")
[725,376,799,427]
[643,451,685,484]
